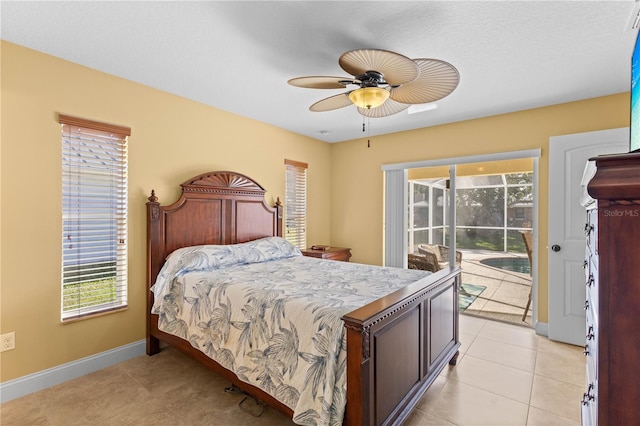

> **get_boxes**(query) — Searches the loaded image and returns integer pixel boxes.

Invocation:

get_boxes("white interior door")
[548,128,628,345]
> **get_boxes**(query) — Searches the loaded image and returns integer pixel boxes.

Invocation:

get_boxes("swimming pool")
[479,257,531,274]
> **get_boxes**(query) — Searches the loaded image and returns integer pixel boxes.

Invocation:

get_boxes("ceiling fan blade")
[339,49,418,86]
[357,98,410,118]
[309,93,354,112]
[288,76,356,89]
[389,59,460,104]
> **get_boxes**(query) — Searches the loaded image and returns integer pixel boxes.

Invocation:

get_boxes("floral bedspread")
[151,237,431,426]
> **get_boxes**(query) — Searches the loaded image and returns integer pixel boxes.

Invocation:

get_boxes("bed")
[146,170,461,426]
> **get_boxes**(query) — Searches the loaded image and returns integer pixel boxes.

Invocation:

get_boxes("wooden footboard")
[342,267,460,426]
[147,266,460,426]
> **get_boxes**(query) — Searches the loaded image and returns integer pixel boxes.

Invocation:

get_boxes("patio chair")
[417,244,462,270]
[408,253,439,273]
[520,231,533,321]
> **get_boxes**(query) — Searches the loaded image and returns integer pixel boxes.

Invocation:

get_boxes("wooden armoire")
[582,152,640,425]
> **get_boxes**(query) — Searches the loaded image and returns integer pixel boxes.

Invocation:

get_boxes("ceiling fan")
[288,48,460,118]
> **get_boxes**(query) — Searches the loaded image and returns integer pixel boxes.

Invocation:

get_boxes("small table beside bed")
[300,246,352,262]
[146,170,461,426]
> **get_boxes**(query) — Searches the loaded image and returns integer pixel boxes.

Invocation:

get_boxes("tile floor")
[1,315,584,425]
[460,250,533,327]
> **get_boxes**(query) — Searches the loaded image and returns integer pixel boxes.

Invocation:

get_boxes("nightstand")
[301,246,352,262]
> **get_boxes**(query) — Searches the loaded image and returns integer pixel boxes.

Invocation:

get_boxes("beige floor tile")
[502,273,532,286]
[537,336,583,357]
[464,264,509,281]
[465,293,492,312]
[459,331,478,355]
[37,365,151,425]
[448,355,533,404]
[481,299,527,316]
[534,349,586,387]
[440,355,465,378]
[459,314,487,336]
[404,407,457,426]
[478,320,539,350]
[461,274,500,288]
[420,379,529,425]
[415,375,449,410]
[107,394,194,425]
[1,319,585,426]
[470,311,532,325]
[161,386,293,426]
[500,269,527,279]
[120,347,217,393]
[0,392,49,426]
[526,406,580,425]
[466,336,537,373]
[530,375,583,421]
[489,282,531,308]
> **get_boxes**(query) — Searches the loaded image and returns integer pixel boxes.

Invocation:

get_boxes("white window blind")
[284,159,308,249]
[59,114,130,321]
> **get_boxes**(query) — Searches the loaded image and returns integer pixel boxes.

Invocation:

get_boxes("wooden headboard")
[146,170,283,289]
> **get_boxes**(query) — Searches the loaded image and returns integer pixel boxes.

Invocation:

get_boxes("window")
[455,172,533,252]
[408,179,448,252]
[284,159,307,249]
[409,172,532,253]
[59,114,130,321]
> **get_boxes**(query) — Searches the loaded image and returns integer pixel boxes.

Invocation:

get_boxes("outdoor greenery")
[456,187,504,227]
[62,278,117,311]
[410,172,533,253]
[455,229,527,253]
[62,261,118,311]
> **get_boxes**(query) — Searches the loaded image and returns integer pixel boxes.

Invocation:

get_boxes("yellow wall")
[330,93,629,323]
[0,42,331,381]
[0,40,631,383]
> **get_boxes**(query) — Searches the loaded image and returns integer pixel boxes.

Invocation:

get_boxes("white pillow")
[151,237,301,311]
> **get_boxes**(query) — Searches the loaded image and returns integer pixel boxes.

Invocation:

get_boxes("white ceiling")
[2,1,639,143]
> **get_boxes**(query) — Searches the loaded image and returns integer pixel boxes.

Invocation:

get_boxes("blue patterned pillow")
[245,236,302,260]
[151,237,301,305]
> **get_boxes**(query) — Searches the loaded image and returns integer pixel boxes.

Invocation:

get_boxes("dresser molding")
[587,152,640,199]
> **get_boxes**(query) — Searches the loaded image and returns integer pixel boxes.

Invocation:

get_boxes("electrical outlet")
[1,332,15,352]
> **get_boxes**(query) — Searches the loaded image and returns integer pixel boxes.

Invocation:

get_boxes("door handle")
[552,244,561,252]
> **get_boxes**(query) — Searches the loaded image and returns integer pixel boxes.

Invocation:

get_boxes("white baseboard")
[0,339,146,403]
[534,321,549,337]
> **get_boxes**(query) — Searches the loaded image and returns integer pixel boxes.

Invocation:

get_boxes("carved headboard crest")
[181,171,266,196]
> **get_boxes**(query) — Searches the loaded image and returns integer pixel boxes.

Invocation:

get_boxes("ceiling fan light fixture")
[348,87,389,109]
